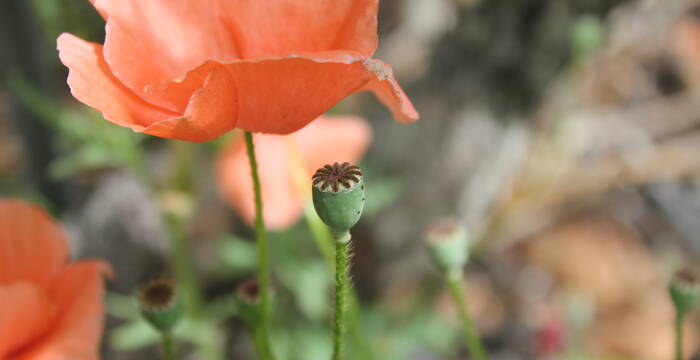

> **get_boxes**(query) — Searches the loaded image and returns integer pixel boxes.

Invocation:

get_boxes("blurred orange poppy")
[217,116,372,230]
[0,199,110,360]
[57,0,419,142]
[671,16,700,86]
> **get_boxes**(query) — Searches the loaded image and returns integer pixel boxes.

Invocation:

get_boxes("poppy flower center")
[312,162,362,193]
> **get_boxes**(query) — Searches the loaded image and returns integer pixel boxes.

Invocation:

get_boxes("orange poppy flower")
[57,0,419,142]
[0,199,110,360]
[217,116,371,230]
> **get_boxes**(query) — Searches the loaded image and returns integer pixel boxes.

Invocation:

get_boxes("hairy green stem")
[332,231,351,360]
[303,206,375,359]
[162,332,175,360]
[244,131,274,360]
[675,310,685,360]
[447,275,488,360]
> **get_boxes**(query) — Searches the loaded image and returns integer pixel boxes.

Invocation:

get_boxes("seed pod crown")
[312,162,365,233]
[138,278,183,333]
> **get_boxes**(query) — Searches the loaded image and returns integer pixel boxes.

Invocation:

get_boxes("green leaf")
[216,235,258,274]
[363,176,403,216]
[105,292,138,319]
[290,325,332,360]
[109,318,160,351]
[277,260,331,321]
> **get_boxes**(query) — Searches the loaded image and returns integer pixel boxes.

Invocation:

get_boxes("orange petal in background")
[293,115,373,176]
[14,262,110,360]
[0,199,110,360]
[671,17,700,86]
[0,283,52,358]
[0,200,67,288]
[216,116,372,230]
[217,133,299,229]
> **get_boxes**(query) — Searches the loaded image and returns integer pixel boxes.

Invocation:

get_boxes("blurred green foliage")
[10,73,146,180]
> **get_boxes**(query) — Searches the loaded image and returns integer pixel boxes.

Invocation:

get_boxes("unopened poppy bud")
[138,278,183,333]
[236,279,263,326]
[670,268,700,315]
[426,219,469,278]
[312,162,365,235]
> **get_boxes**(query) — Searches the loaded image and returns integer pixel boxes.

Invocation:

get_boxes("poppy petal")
[0,200,67,288]
[56,33,176,131]
[0,283,52,358]
[358,59,420,123]
[226,54,371,134]
[94,0,240,93]
[13,261,109,360]
[222,54,417,134]
[216,116,372,230]
[225,52,371,134]
[143,63,239,142]
[219,0,378,58]
[57,34,237,142]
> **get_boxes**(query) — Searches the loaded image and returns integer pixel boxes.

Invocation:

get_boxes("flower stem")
[162,332,175,360]
[332,231,351,360]
[303,206,375,359]
[675,310,685,360]
[447,274,488,360]
[167,215,201,317]
[243,131,274,360]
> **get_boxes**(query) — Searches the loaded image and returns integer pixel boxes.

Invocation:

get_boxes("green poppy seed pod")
[426,219,469,279]
[312,162,365,235]
[670,268,700,315]
[138,278,183,334]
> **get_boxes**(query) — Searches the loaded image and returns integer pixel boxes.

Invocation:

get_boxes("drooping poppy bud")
[138,278,184,333]
[311,162,365,236]
[670,267,700,315]
[426,219,470,279]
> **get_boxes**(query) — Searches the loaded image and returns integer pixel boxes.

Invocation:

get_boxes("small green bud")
[312,162,365,234]
[426,219,469,278]
[670,268,700,315]
[236,279,262,326]
[138,278,183,333]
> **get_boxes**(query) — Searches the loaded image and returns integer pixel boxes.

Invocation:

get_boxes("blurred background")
[4,0,700,359]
